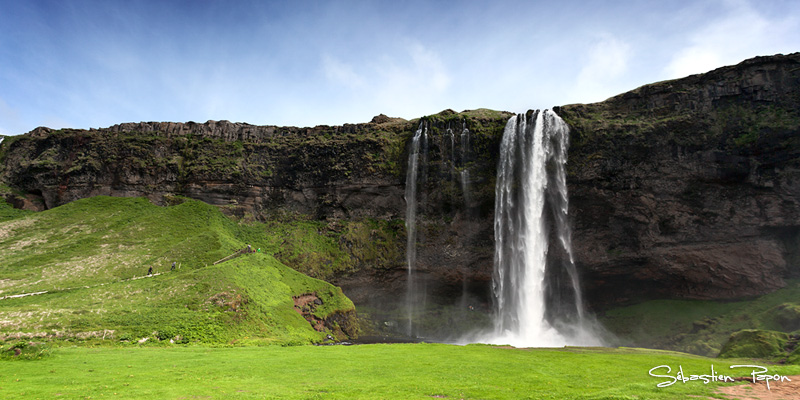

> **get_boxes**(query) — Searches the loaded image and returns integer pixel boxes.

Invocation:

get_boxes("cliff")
[558,53,800,306]
[0,109,511,335]
[1,54,799,334]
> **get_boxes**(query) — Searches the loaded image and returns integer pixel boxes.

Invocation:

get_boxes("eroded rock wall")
[559,52,800,306]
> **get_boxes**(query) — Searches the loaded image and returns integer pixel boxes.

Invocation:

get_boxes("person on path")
[147,266,153,275]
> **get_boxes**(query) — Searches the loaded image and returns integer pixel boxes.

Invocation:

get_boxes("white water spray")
[482,110,600,347]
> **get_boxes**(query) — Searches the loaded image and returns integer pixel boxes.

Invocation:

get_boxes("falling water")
[484,110,598,347]
[457,120,472,314]
[445,124,455,175]
[404,121,426,336]
[449,124,456,176]
[459,120,472,211]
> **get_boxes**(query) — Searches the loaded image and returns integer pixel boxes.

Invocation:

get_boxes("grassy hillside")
[601,280,800,357]
[0,196,355,344]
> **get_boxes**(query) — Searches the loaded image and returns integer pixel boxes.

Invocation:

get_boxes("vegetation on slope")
[717,329,797,360]
[601,280,800,357]
[0,185,31,222]
[558,55,800,178]
[0,196,355,345]
[250,217,405,281]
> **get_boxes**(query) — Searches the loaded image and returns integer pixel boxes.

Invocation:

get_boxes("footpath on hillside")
[0,246,257,301]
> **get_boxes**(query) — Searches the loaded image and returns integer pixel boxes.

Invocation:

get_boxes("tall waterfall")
[445,124,455,175]
[404,121,427,336]
[485,110,598,347]
[459,120,472,211]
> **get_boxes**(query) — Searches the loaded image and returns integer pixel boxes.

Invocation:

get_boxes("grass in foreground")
[1,344,798,399]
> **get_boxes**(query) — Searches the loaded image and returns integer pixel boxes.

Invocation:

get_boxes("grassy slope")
[0,196,354,344]
[601,280,800,357]
[1,344,799,399]
[0,185,32,221]
[249,217,404,281]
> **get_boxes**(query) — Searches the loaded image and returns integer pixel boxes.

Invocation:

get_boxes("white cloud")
[407,43,451,92]
[319,42,452,118]
[571,33,632,103]
[664,0,799,78]
[322,54,365,89]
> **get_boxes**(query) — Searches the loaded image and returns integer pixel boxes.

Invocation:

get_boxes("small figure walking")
[171,261,176,271]
[247,244,252,253]
[147,266,153,275]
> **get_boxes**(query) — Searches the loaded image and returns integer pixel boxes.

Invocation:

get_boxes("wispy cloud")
[319,41,452,119]
[664,0,799,78]
[322,54,365,89]
[571,33,632,103]
[407,43,451,93]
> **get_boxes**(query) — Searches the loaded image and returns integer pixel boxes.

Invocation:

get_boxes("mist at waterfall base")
[400,111,604,347]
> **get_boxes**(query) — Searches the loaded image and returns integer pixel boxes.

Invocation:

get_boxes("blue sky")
[1,0,798,135]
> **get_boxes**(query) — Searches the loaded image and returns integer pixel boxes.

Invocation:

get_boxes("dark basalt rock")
[558,52,800,307]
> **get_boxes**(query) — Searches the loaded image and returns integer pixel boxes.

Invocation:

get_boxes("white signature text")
[649,364,791,390]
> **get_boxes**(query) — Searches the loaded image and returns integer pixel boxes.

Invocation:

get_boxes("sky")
[1,0,799,135]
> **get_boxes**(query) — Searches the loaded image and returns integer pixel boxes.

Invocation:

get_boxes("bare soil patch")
[716,375,800,400]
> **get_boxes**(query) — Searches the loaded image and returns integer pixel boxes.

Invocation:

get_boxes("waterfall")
[457,120,472,313]
[445,124,455,175]
[404,121,426,336]
[449,124,456,178]
[459,120,472,211]
[484,109,598,347]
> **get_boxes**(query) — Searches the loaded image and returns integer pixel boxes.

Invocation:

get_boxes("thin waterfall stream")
[404,121,427,336]
[459,120,472,212]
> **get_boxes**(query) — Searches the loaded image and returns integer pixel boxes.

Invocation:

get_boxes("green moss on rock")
[718,329,789,359]
[772,303,800,331]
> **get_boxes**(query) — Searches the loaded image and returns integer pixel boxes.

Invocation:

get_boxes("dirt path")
[0,273,163,301]
[715,375,799,400]
[0,290,48,300]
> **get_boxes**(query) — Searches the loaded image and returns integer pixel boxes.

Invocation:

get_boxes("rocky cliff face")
[559,53,800,307]
[1,54,799,329]
[0,109,511,333]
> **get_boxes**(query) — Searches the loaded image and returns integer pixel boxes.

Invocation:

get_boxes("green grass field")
[2,343,798,399]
